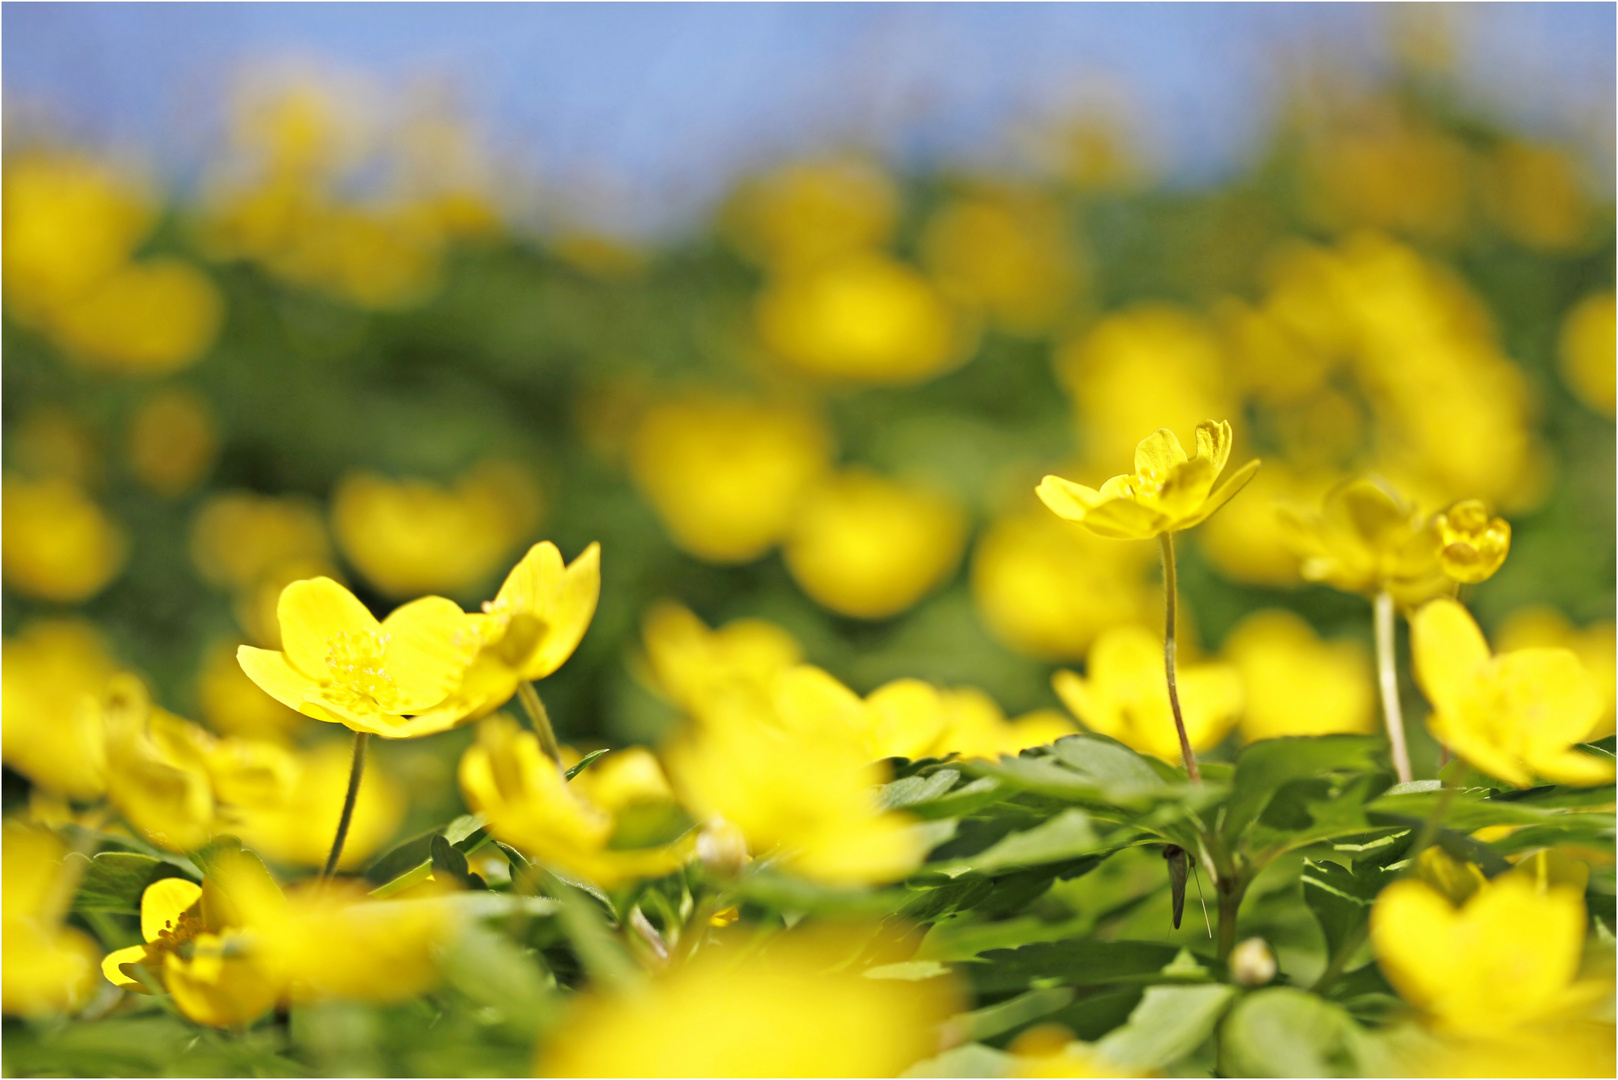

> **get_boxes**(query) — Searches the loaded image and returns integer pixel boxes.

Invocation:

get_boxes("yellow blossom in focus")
[1054,625,1242,763]
[1038,421,1260,541]
[1056,305,1236,470]
[191,491,332,592]
[723,157,898,271]
[1278,477,1447,605]
[783,470,968,620]
[196,639,308,742]
[970,510,1155,661]
[332,460,543,598]
[1370,860,1605,1037]
[537,927,959,1078]
[640,602,802,716]
[459,715,686,887]
[757,252,970,384]
[2,476,128,603]
[1558,291,1615,418]
[127,387,219,497]
[1484,140,1593,253]
[921,191,1079,335]
[1410,598,1612,787]
[229,738,406,871]
[3,822,102,1017]
[1223,610,1376,742]
[2,619,117,799]
[1433,500,1510,584]
[1498,607,1616,741]
[236,576,479,738]
[50,258,223,375]
[628,396,831,563]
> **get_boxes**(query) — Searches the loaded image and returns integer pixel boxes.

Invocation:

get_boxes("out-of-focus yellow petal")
[865,679,949,761]
[100,944,150,991]
[164,933,278,1028]
[1411,599,1491,716]
[277,577,377,677]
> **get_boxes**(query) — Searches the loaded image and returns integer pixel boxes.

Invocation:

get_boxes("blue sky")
[5,4,1612,234]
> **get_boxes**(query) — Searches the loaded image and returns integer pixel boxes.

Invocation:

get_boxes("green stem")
[1374,591,1413,784]
[1215,876,1246,962]
[517,681,563,764]
[322,730,369,879]
[1158,532,1200,783]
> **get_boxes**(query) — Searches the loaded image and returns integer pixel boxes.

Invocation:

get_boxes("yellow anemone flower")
[1223,610,1377,742]
[236,577,478,738]
[3,823,102,1017]
[1278,477,1447,605]
[640,602,802,717]
[1054,625,1242,762]
[2,619,117,800]
[405,541,600,732]
[1410,598,1612,787]
[1432,500,1511,584]
[1037,420,1259,540]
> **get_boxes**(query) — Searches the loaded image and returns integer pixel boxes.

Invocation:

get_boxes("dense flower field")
[2,52,1614,1078]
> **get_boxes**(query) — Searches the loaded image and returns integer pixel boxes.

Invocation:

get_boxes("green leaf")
[1221,987,1370,1077]
[1301,858,1394,960]
[364,831,439,885]
[950,986,1077,1042]
[1093,983,1236,1072]
[1224,736,1388,843]
[965,940,1190,994]
[1371,786,1616,830]
[187,834,246,878]
[901,1042,1013,1079]
[931,810,1110,876]
[882,769,964,810]
[70,853,193,914]
[440,923,551,1024]
[565,748,611,781]
[430,833,481,889]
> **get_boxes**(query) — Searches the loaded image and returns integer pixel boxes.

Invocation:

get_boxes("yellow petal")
[164,937,278,1028]
[100,944,152,990]
[1531,748,1616,787]
[1411,598,1491,717]
[1193,419,1234,476]
[1498,649,1605,753]
[1078,498,1165,540]
[236,646,321,714]
[380,596,479,712]
[1052,669,1112,739]
[1369,878,1456,1015]
[277,577,378,678]
[140,877,202,943]
[865,679,948,760]
[493,540,565,613]
[1134,427,1188,476]
[775,665,864,740]
[521,542,601,680]
[1035,476,1106,523]
[1178,458,1261,529]
[1436,715,1536,788]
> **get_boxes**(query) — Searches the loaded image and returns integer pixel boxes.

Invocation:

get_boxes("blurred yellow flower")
[190,491,332,593]
[1223,609,1376,742]
[2,476,128,602]
[1054,625,1242,762]
[1558,291,1615,418]
[99,678,217,852]
[196,639,309,743]
[332,460,543,598]
[1215,296,1337,406]
[537,927,959,1077]
[229,738,406,871]
[2,619,117,799]
[723,156,898,271]
[1404,1022,1616,1079]
[50,258,223,375]
[1370,862,1603,1037]
[459,714,685,887]
[1432,500,1510,584]
[1009,1023,1140,1078]
[237,576,479,738]
[1303,109,1471,240]
[1483,140,1593,253]
[782,470,968,619]
[1196,461,1338,587]
[970,510,1155,661]
[1278,477,1446,605]
[10,409,102,488]
[640,602,802,716]
[1410,598,1612,787]
[3,822,102,1018]
[629,396,831,563]
[921,191,1078,335]
[1497,607,1616,741]
[935,687,1077,759]
[127,387,219,497]
[1038,420,1259,541]
[757,252,970,384]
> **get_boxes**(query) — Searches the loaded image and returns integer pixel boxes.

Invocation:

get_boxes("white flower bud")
[1231,937,1277,987]
[696,818,750,878]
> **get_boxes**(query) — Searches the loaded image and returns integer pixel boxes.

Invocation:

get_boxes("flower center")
[322,629,401,713]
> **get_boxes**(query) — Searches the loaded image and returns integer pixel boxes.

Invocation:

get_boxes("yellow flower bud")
[1433,500,1510,584]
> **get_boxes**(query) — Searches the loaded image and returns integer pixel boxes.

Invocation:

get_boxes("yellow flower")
[99,678,217,852]
[190,491,332,593]
[100,874,278,1028]
[236,576,479,738]
[1009,1023,1141,1078]
[1483,140,1593,253]
[3,823,102,1017]
[782,470,968,619]
[1497,607,1616,741]
[757,252,970,384]
[921,191,1079,335]
[934,687,1077,759]
[722,156,898,271]
[1037,421,1260,541]
[1410,598,1612,787]
[10,408,102,488]
[970,510,1155,661]
[227,738,406,871]
[537,927,959,1077]
[405,541,600,733]
[640,602,802,717]
[1370,862,1604,1037]
[1278,477,1446,604]
[459,715,685,887]
[331,460,543,598]
[196,639,308,743]
[1223,610,1376,742]
[2,476,127,603]
[1432,500,1511,584]
[126,387,219,498]
[1054,625,1242,762]
[50,258,223,375]
[1403,1022,1616,1079]
[1196,462,1339,587]
[2,619,117,799]
[628,396,831,563]
[1558,291,1615,419]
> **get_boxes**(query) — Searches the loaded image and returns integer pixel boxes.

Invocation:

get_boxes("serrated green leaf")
[931,809,1110,876]
[1221,987,1370,1077]
[964,940,1190,994]
[1301,858,1394,960]
[1224,736,1388,844]
[882,769,963,810]
[70,852,193,914]
[1094,983,1236,1071]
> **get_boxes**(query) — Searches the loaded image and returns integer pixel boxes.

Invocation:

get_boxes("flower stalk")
[1374,590,1413,784]
[322,730,369,879]
[1158,532,1200,783]
[517,680,564,765]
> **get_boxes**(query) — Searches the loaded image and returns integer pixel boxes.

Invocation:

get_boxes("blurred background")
[4,3,1614,860]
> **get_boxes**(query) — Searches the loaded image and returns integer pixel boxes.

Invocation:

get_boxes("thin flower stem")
[517,680,563,764]
[1374,591,1413,784]
[1158,532,1201,784]
[322,730,369,879]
